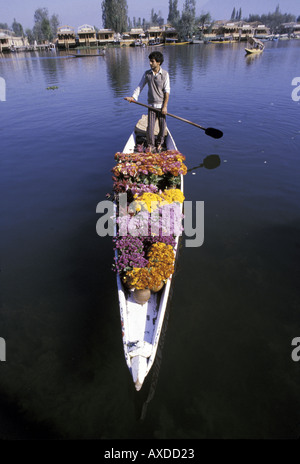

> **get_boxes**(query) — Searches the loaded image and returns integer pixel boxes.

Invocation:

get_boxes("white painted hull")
[115,125,183,391]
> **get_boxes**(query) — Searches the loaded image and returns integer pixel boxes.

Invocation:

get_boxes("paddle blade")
[205,127,223,139]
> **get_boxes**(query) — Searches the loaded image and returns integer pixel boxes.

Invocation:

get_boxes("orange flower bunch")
[124,242,175,290]
[114,150,186,163]
[112,150,187,178]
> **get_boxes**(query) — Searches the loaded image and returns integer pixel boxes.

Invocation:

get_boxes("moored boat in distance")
[191,37,206,44]
[209,35,234,44]
[113,118,185,391]
[148,38,163,46]
[130,39,145,47]
[68,49,106,57]
[164,39,190,45]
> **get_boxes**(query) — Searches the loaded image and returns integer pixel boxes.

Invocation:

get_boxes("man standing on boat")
[125,51,170,152]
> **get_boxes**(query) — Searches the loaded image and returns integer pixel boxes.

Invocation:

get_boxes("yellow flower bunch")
[133,189,185,213]
[125,242,175,290]
[133,192,164,213]
[161,189,185,204]
[124,267,151,290]
[148,242,175,275]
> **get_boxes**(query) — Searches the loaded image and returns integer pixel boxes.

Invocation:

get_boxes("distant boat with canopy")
[245,37,265,54]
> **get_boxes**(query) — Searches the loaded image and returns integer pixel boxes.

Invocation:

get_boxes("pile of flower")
[112,148,187,294]
[133,189,185,213]
[123,243,175,290]
[113,150,187,179]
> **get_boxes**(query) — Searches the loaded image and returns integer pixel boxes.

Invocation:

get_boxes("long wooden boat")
[164,41,190,46]
[68,51,105,58]
[245,37,264,54]
[208,37,233,44]
[114,121,184,391]
[148,39,163,47]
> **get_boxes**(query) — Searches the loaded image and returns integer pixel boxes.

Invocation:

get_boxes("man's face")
[149,59,160,72]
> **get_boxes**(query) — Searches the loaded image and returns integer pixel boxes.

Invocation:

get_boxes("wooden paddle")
[124,99,223,139]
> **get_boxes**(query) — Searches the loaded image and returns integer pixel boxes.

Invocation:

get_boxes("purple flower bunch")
[116,203,183,240]
[130,183,158,196]
[156,203,184,237]
[112,180,158,196]
[113,203,183,273]
[113,235,148,273]
[117,210,150,237]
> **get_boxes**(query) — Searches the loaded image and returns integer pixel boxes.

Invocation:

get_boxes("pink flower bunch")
[130,183,158,196]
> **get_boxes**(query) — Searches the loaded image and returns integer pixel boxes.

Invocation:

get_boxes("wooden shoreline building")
[2,17,299,53]
[77,24,97,47]
[119,25,179,46]
[0,29,29,52]
[198,20,271,42]
[57,26,76,49]
[97,29,114,45]
[281,22,300,38]
[147,26,163,43]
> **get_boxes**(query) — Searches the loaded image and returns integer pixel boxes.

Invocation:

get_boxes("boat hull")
[245,48,263,54]
[114,124,183,391]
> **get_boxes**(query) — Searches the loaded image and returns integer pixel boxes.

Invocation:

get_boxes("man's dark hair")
[149,51,164,64]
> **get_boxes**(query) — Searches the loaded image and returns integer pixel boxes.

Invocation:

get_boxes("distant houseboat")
[147,26,163,45]
[97,29,114,45]
[77,25,97,47]
[163,27,178,43]
[0,29,29,52]
[128,28,147,47]
[57,26,76,49]
[281,22,300,39]
[254,24,271,40]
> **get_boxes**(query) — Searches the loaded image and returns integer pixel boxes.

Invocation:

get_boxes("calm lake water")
[0,40,300,440]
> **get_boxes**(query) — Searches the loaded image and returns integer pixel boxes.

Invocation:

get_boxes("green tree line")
[101,0,165,32]
[244,5,297,32]
[1,2,299,43]
[0,8,59,43]
[101,0,299,38]
[101,0,209,39]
